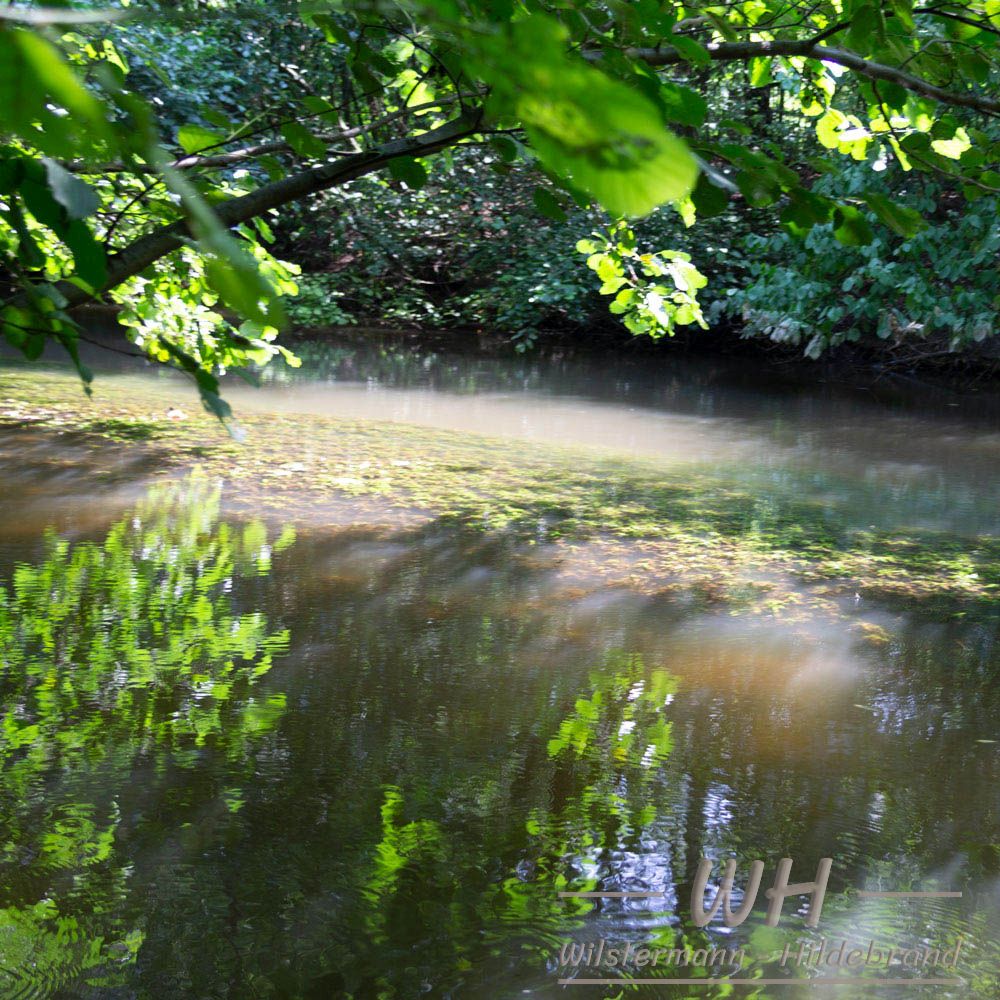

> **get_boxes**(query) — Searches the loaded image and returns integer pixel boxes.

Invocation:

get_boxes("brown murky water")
[0,337,997,998]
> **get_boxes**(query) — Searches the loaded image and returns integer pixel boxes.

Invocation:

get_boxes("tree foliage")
[726,165,1000,356]
[1,0,999,407]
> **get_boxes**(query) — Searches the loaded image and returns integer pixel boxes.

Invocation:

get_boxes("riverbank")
[2,365,997,627]
[290,320,1000,395]
[76,306,1000,397]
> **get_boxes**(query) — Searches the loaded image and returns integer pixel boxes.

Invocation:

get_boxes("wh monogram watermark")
[555,855,966,988]
[691,856,832,928]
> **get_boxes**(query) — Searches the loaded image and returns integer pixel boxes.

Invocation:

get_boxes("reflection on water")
[40,331,1000,535]
[0,480,996,997]
[0,338,999,997]
[0,476,291,995]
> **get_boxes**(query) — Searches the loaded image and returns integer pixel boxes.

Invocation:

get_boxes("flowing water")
[0,337,998,999]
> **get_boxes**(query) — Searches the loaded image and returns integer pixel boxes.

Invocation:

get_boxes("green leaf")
[691,173,728,217]
[280,122,327,160]
[780,189,833,234]
[658,81,707,127]
[833,205,875,246]
[0,150,25,193]
[719,119,752,136]
[887,0,915,30]
[42,158,99,220]
[668,34,712,65]
[20,174,64,229]
[177,125,224,155]
[849,5,883,54]
[202,109,236,130]
[5,199,44,268]
[609,288,636,314]
[862,192,926,237]
[160,340,235,421]
[522,82,696,219]
[749,57,773,88]
[205,256,282,328]
[23,333,46,360]
[64,220,107,288]
[532,187,567,222]
[58,329,94,391]
[489,135,519,163]
[875,80,908,111]
[816,110,845,150]
[301,96,336,117]
[956,49,991,83]
[900,132,932,156]
[1,29,111,148]
[151,147,287,332]
[473,15,696,217]
[197,385,233,422]
[387,156,428,189]
[310,13,354,45]
[258,155,287,181]
[931,116,958,140]
[736,169,779,207]
[1,305,33,347]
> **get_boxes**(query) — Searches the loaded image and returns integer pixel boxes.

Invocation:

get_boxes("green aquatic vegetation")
[0,473,292,994]
[1,368,998,620]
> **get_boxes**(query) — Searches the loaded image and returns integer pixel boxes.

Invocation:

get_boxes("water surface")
[0,337,998,998]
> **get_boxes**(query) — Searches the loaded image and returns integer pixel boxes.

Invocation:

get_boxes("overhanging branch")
[23,111,484,313]
[817,44,1000,115]
[587,39,1000,117]
[69,96,480,175]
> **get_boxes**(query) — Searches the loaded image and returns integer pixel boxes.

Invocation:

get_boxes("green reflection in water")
[0,475,292,995]
[0,475,996,998]
[538,655,677,879]
[352,652,683,996]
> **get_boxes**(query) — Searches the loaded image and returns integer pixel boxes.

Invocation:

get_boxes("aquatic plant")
[2,369,997,624]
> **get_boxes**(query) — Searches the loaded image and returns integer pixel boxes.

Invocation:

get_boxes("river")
[0,334,997,998]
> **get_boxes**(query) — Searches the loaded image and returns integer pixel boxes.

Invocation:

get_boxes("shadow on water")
[0,466,996,998]
[12,330,1000,537]
[224,339,1000,538]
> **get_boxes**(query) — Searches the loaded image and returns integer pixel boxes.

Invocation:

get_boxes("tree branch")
[916,6,1000,38]
[587,39,1000,116]
[817,44,1000,116]
[67,97,478,174]
[20,112,484,314]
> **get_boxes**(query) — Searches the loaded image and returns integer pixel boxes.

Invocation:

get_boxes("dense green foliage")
[1,0,1000,408]
[278,150,602,345]
[282,149,1000,358]
[728,167,1000,355]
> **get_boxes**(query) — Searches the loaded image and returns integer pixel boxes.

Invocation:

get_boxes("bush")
[722,168,1000,357]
